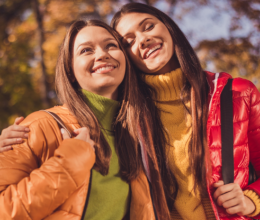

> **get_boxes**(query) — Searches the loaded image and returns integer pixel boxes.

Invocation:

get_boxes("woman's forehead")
[116,13,157,36]
[74,26,116,47]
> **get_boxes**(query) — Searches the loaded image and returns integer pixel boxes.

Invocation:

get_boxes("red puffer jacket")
[206,71,260,220]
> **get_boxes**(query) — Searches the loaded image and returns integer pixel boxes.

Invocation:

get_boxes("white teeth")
[95,65,115,73]
[146,45,162,58]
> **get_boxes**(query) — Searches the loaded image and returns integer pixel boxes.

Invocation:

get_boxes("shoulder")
[232,77,258,95]
[205,70,258,96]
[21,105,78,129]
[19,106,79,163]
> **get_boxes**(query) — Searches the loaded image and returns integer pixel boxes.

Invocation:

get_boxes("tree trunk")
[32,0,50,108]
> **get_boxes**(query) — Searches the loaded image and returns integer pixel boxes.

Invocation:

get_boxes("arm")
[247,81,260,185]
[0,116,95,220]
[244,80,260,218]
[0,117,29,153]
[213,80,260,217]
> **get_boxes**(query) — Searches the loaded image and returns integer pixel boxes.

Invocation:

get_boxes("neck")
[85,88,118,100]
[100,89,118,100]
[154,55,180,75]
[144,68,183,101]
[81,89,120,131]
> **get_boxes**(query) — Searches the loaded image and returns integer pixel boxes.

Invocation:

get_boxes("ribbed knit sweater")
[145,68,215,220]
[145,68,260,219]
[81,89,130,220]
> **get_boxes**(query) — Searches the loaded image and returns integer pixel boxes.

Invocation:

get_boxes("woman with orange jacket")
[0,19,167,220]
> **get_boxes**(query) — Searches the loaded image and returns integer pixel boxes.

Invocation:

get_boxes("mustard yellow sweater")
[145,68,211,219]
[145,68,260,219]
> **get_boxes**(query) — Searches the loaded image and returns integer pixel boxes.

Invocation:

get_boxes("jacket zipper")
[81,169,93,220]
[148,180,159,220]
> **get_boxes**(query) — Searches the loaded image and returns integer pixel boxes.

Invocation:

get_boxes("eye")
[124,38,135,47]
[80,47,93,54]
[106,42,118,49]
[145,23,154,31]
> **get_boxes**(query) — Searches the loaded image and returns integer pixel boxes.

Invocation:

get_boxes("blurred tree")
[0,0,259,130]
[193,0,260,89]
[0,0,116,130]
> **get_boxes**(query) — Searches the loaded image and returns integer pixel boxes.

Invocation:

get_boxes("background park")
[0,0,259,130]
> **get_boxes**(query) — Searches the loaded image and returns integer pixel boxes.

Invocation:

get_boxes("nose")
[138,33,151,49]
[95,48,110,61]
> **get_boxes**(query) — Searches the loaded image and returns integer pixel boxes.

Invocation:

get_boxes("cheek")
[73,58,92,81]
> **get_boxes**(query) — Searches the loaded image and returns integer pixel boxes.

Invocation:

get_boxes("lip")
[143,43,162,59]
[92,63,116,73]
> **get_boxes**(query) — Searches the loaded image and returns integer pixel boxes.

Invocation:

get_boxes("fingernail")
[25,128,30,132]
[24,134,29,138]
[61,128,64,134]
[17,138,22,142]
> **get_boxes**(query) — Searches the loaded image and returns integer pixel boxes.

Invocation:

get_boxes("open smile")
[92,64,117,74]
[143,43,162,59]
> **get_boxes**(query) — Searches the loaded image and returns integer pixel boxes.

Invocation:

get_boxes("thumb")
[14,117,24,125]
[61,128,70,140]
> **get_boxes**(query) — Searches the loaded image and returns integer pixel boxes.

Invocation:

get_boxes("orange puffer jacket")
[0,106,155,220]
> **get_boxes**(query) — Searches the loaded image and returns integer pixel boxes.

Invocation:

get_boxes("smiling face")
[73,26,126,100]
[116,12,179,75]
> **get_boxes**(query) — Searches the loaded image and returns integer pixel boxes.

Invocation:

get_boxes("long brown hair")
[55,19,170,219]
[112,2,210,204]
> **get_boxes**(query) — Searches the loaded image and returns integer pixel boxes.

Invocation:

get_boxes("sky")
[154,0,256,47]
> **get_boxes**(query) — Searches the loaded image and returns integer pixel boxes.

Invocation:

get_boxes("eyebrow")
[76,37,116,51]
[139,17,152,26]
[122,17,153,38]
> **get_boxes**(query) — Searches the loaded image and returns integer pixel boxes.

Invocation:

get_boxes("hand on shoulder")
[61,127,95,152]
[0,117,29,153]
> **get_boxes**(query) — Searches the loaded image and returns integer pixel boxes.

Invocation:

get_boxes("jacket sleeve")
[245,81,260,217]
[0,116,95,220]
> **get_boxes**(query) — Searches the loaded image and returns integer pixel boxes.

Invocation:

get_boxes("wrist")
[244,190,260,217]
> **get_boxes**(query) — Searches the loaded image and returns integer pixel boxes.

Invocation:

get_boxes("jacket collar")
[205,71,232,96]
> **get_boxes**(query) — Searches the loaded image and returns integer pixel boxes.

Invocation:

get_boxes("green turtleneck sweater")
[82,90,130,220]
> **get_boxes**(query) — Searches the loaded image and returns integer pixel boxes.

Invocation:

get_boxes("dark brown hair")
[112,1,210,209]
[55,19,170,219]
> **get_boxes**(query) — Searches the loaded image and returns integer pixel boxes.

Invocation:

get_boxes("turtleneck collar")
[81,89,119,132]
[144,68,183,101]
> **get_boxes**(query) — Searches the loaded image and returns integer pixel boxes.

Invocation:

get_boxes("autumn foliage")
[0,0,259,130]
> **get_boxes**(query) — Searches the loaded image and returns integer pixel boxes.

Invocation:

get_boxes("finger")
[0,146,13,153]
[73,127,90,134]
[222,197,240,209]
[74,127,90,137]
[3,130,29,139]
[72,129,80,135]
[11,124,30,132]
[213,183,235,199]
[76,130,89,140]
[226,204,243,215]
[0,138,23,148]
[14,117,25,125]
[213,180,224,188]
[89,140,95,151]
[216,188,241,206]
[61,128,70,140]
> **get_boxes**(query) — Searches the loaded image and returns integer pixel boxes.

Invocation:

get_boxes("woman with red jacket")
[110,3,260,219]
[1,3,260,220]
